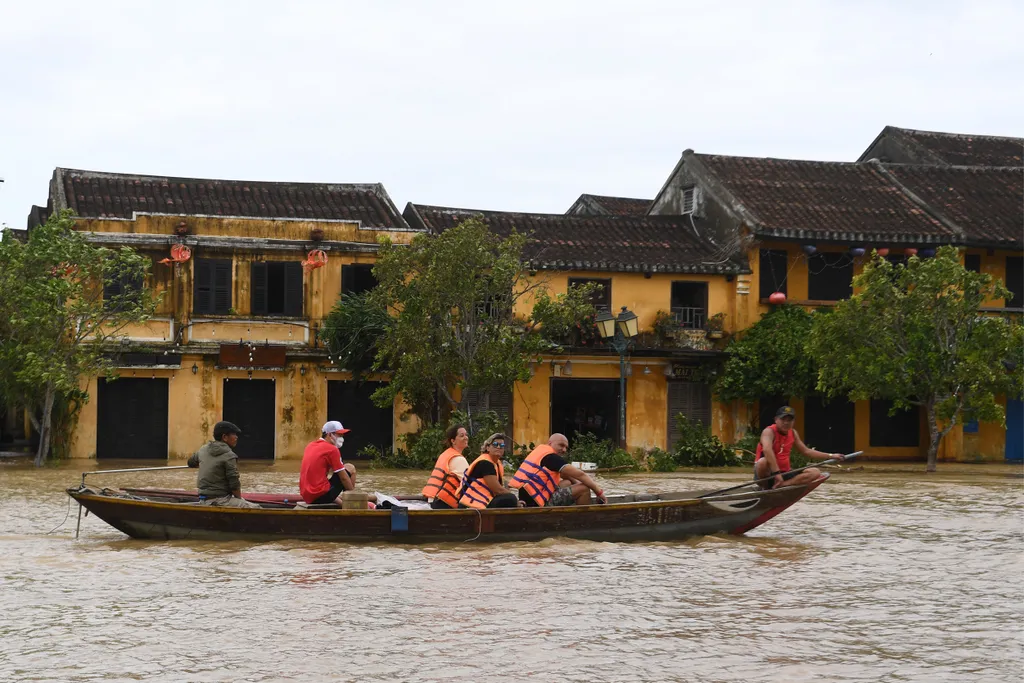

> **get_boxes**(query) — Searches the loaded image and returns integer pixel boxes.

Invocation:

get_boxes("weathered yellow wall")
[69,362,406,460]
[517,270,735,333]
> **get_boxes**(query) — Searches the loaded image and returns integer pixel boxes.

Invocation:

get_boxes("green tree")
[368,218,596,421]
[0,211,159,465]
[809,247,1023,471]
[319,290,393,381]
[714,305,818,404]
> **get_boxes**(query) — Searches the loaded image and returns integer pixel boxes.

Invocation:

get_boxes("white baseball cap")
[322,420,350,435]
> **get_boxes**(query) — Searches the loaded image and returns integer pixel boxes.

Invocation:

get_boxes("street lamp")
[595,306,639,447]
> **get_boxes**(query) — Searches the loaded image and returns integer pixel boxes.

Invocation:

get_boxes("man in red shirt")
[300,420,357,505]
[755,406,844,489]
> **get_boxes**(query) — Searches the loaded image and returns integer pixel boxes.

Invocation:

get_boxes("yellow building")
[29,168,420,461]
[23,126,1022,464]
[403,203,749,452]
[648,127,1023,463]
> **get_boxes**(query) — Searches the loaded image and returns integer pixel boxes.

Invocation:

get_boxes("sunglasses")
[488,441,506,448]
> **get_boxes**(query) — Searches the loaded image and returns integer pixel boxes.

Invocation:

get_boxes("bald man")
[510,433,607,506]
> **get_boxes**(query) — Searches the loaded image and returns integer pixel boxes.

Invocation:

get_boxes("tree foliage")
[714,305,818,403]
[367,218,596,420]
[0,211,159,465]
[319,291,393,381]
[809,247,1023,471]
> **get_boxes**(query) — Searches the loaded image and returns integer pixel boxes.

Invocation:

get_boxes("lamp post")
[595,306,639,448]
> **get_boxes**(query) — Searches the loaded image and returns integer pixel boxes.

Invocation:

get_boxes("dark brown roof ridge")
[55,167,390,194]
[887,126,1024,144]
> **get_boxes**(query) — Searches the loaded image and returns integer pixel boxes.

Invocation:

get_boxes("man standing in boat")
[511,433,607,506]
[300,421,358,505]
[755,406,844,489]
[186,421,261,508]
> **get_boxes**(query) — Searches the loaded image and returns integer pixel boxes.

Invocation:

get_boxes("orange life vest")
[458,454,505,509]
[422,447,464,507]
[511,444,562,507]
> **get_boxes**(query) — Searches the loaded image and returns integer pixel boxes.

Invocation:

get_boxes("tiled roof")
[879,164,1024,249]
[690,152,958,244]
[50,168,408,229]
[566,193,652,217]
[860,126,1024,167]
[403,203,748,274]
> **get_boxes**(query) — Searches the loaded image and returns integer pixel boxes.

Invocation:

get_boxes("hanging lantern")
[301,249,328,272]
[768,291,787,304]
[849,247,866,257]
[801,244,817,255]
[919,248,936,258]
[159,244,192,265]
[904,247,918,257]
[875,248,890,257]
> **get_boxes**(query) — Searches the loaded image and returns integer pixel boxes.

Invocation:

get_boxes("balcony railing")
[671,306,706,329]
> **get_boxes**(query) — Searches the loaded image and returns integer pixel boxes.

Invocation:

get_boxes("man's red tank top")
[755,424,795,472]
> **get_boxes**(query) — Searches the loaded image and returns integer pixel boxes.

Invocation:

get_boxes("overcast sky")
[1,0,1022,229]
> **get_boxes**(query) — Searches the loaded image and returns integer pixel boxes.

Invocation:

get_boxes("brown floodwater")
[1,459,1021,682]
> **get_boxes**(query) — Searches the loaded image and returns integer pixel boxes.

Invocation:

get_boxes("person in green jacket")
[186,421,260,508]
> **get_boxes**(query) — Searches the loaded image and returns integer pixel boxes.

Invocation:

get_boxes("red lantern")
[301,249,328,272]
[768,291,787,304]
[904,248,918,257]
[875,248,890,257]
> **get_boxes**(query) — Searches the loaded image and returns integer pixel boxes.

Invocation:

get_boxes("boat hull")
[68,475,828,543]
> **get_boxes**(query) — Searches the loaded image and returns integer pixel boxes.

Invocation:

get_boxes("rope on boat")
[46,494,74,534]
[461,508,484,544]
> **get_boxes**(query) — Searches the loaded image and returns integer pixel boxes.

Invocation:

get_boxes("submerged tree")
[367,218,596,421]
[809,247,1023,472]
[714,305,818,404]
[0,211,159,465]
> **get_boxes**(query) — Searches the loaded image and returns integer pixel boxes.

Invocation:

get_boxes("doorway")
[222,379,276,459]
[97,378,169,459]
[803,395,855,454]
[326,380,393,459]
[550,378,620,446]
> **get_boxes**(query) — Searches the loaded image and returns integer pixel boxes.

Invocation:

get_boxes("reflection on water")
[1,459,1021,682]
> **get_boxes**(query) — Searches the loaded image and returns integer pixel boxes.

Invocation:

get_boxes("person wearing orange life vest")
[422,424,470,509]
[511,433,607,507]
[458,433,521,509]
[755,405,845,489]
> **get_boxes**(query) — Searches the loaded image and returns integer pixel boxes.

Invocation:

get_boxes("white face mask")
[331,434,344,448]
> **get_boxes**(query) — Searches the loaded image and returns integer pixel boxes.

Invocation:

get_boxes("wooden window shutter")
[251,262,268,315]
[213,260,232,315]
[284,262,303,316]
[193,260,213,314]
[341,264,355,295]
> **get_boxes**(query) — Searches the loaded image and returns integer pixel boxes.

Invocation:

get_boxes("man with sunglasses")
[457,432,521,508]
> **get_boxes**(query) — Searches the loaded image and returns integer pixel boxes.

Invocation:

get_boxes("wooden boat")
[66,473,830,543]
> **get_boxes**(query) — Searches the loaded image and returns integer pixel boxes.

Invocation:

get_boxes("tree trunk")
[925,399,940,473]
[34,383,55,467]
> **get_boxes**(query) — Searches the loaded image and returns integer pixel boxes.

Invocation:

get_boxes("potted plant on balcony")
[706,312,726,339]
[652,310,678,345]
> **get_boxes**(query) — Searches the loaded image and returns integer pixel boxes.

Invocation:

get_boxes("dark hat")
[213,421,242,440]
[775,406,796,419]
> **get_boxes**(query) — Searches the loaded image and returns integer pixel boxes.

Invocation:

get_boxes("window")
[759,249,788,299]
[193,258,232,315]
[251,262,303,316]
[670,281,708,328]
[869,399,920,447]
[103,271,144,311]
[569,278,611,311]
[681,186,696,214]
[964,254,981,273]
[807,252,853,301]
[1006,256,1023,308]
[341,263,377,295]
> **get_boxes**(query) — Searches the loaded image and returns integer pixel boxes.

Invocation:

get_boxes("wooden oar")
[697,451,863,499]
